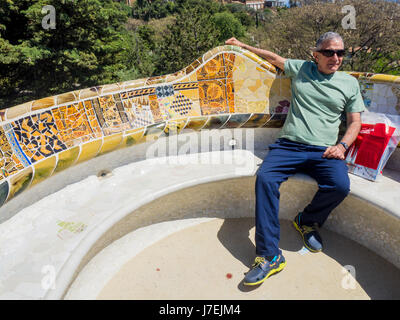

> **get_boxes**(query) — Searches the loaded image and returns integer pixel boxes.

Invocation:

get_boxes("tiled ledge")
[0,149,399,300]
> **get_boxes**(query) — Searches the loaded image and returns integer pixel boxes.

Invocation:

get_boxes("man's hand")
[322,144,346,160]
[224,37,286,70]
[225,37,244,48]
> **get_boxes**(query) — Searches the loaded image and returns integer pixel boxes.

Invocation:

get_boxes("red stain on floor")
[226,273,232,279]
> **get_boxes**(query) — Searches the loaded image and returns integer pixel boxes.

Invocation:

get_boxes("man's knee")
[256,170,282,191]
[323,177,350,198]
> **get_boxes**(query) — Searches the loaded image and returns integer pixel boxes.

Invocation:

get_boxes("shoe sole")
[292,220,322,253]
[243,261,287,286]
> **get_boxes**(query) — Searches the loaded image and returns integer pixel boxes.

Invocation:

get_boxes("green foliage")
[0,0,129,108]
[211,11,246,42]
[132,0,177,21]
[155,5,221,75]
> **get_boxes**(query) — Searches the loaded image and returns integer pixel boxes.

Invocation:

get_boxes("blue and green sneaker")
[243,254,286,286]
[293,213,323,252]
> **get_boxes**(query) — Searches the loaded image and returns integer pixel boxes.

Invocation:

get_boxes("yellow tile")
[32,97,56,111]
[181,116,209,132]
[56,91,79,106]
[53,146,80,174]
[98,133,123,155]
[100,83,121,95]
[370,74,399,83]
[121,128,145,148]
[140,123,166,143]
[8,167,33,200]
[79,88,100,100]
[0,181,9,207]
[164,118,188,136]
[30,156,57,187]
[6,101,32,120]
[121,79,147,91]
[75,139,103,164]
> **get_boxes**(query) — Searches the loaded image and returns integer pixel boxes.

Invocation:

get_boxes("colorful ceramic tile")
[181,116,209,132]
[11,112,67,164]
[52,102,98,148]
[0,110,6,122]
[142,123,166,143]
[197,54,225,81]
[220,114,251,129]
[198,79,228,115]
[8,167,33,200]
[0,181,9,207]
[122,96,156,128]
[168,93,195,118]
[30,156,57,187]
[98,133,123,155]
[56,91,79,106]
[122,128,145,147]
[149,95,164,123]
[263,114,286,128]
[78,87,99,100]
[201,114,229,129]
[6,101,32,120]
[83,100,103,138]
[391,85,400,114]
[156,85,174,99]
[32,97,56,111]
[0,126,25,181]
[75,139,102,164]
[241,114,272,128]
[96,95,131,135]
[53,146,80,174]
[100,83,121,95]
[3,123,31,167]
[165,69,187,83]
[163,118,187,136]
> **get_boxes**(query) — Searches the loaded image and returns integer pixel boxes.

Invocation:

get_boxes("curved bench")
[0,45,399,299]
[0,129,399,300]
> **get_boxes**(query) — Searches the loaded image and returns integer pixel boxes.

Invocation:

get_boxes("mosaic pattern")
[0,45,399,208]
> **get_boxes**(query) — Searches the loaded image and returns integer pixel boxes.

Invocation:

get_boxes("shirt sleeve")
[345,78,366,113]
[284,59,307,78]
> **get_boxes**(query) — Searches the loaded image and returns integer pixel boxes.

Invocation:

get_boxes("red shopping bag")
[345,112,400,181]
[351,123,396,170]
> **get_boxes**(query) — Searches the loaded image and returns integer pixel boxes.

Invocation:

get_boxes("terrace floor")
[66,217,400,300]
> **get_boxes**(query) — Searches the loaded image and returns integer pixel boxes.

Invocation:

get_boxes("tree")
[263,0,400,74]
[0,0,129,109]
[211,11,246,42]
[154,2,222,75]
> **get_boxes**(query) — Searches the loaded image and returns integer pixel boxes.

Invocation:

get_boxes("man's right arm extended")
[225,37,287,71]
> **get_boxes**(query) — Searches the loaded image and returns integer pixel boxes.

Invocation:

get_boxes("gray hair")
[315,32,344,50]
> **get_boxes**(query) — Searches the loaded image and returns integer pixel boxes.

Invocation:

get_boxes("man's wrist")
[339,141,349,151]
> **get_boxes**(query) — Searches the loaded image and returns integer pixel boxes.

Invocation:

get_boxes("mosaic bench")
[0,45,399,299]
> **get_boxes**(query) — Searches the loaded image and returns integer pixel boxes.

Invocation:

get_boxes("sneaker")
[293,213,323,252]
[243,254,286,286]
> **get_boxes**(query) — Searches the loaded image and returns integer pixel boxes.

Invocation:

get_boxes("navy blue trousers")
[255,138,350,258]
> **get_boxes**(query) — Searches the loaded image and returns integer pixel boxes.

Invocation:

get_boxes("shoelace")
[252,256,266,268]
[301,223,319,234]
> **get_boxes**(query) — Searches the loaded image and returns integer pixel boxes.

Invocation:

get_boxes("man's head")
[312,32,345,75]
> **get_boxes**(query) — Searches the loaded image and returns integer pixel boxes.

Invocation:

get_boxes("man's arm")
[323,112,362,159]
[225,37,287,70]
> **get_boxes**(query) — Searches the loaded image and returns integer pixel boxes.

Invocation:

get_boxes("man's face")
[313,39,344,75]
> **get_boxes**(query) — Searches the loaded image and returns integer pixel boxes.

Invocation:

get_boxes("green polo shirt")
[278,59,365,147]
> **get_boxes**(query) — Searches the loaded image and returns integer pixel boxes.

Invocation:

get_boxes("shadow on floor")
[217,217,400,299]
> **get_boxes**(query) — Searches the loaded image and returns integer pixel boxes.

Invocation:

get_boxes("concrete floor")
[93,218,400,300]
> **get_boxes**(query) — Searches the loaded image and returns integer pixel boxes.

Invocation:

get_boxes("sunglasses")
[317,49,346,57]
